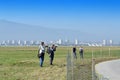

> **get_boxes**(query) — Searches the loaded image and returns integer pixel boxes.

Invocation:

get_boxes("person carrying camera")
[49,44,57,65]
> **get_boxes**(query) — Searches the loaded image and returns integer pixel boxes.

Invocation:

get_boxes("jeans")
[80,53,83,59]
[39,53,44,67]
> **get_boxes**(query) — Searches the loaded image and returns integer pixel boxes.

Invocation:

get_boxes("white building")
[18,40,21,45]
[75,39,78,45]
[24,40,26,45]
[12,40,15,45]
[109,40,113,46]
[58,39,62,45]
[103,40,106,46]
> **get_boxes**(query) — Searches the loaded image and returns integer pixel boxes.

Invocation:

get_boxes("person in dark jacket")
[49,44,57,65]
[73,46,77,59]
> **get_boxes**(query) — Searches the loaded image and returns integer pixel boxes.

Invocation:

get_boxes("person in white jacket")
[38,42,46,67]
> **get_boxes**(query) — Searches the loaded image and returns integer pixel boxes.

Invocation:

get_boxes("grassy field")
[0,46,120,80]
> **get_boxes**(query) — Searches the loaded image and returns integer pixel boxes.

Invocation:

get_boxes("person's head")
[52,44,57,48]
[52,44,55,48]
[41,42,44,46]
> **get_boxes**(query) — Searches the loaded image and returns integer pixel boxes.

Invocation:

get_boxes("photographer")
[48,44,57,65]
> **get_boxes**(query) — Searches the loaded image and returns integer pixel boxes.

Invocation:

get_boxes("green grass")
[0,46,120,80]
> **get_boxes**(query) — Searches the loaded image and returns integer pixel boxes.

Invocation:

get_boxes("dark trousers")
[39,53,45,67]
[50,53,54,65]
[80,53,83,59]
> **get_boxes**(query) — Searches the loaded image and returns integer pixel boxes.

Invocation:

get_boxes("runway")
[95,59,120,80]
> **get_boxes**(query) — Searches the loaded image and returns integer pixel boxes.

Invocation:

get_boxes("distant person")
[38,42,46,67]
[73,46,77,59]
[49,44,57,65]
[79,47,84,59]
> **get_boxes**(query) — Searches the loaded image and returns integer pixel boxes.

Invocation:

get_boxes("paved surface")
[95,59,120,80]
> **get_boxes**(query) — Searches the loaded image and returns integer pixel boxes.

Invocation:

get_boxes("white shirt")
[39,45,45,53]
[80,47,83,50]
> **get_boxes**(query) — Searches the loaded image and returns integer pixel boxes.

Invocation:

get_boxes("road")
[95,59,120,80]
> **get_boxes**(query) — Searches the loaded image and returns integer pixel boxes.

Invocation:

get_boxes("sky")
[0,0,120,42]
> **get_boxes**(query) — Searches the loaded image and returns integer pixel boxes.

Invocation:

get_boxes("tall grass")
[0,46,120,80]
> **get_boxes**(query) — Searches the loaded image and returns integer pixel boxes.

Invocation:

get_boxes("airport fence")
[67,52,92,80]
[92,47,120,80]
[66,47,120,80]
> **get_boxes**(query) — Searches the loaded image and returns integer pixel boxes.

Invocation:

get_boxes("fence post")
[92,59,96,80]
[109,48,111,57]
[100,47,103,58]
[67,52,72,80]
[92,49,94,59]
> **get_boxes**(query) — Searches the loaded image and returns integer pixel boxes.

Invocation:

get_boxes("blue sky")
[0,0,120,42]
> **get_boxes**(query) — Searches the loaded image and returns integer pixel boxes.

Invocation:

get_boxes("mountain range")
[0,19,112,42]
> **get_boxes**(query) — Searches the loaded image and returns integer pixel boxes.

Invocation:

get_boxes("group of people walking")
[38,42,57,67]
[73,46,84,59]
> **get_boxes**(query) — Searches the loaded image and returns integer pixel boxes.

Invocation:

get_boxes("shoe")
[50,63,53,65]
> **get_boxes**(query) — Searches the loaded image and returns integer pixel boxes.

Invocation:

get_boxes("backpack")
[46,47,51,54]
[80,49,83,53]
[37,53,41,58]
[37,48,41,58]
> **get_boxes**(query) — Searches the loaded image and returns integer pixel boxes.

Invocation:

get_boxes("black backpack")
[46,47,51,54]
